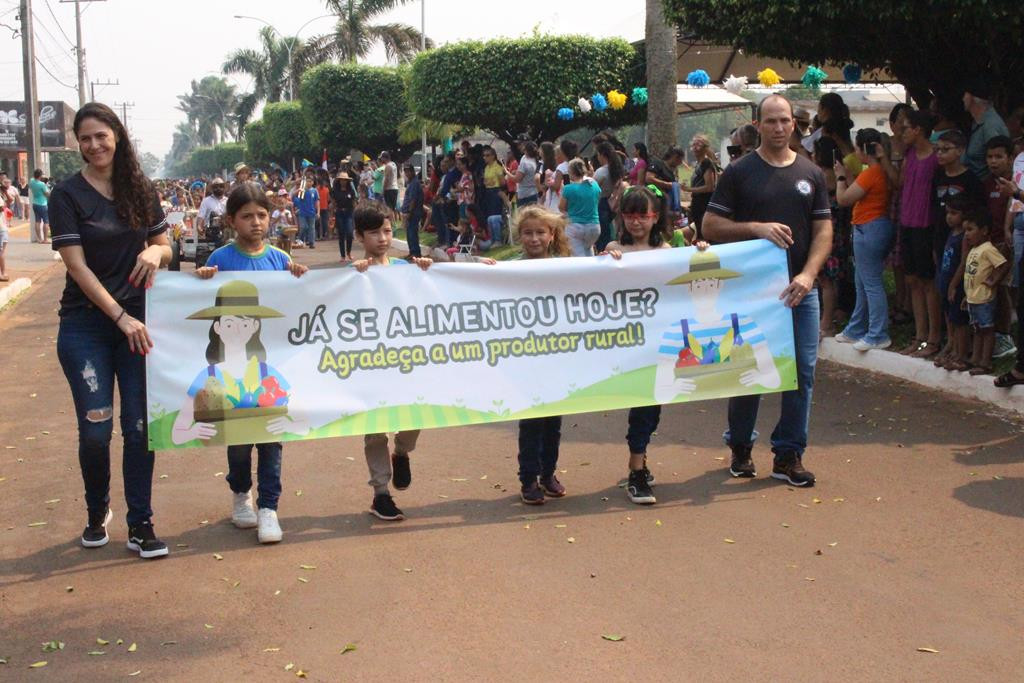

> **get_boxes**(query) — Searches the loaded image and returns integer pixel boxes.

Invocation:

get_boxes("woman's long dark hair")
[597,142,624,183]
[73,102,159,230]
[539,141,558,173]
[634,142,649,163]
[205,317,267,364]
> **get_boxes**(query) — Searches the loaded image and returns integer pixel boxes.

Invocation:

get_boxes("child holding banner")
[183,184,309,544]
[351,202,433,521]
[514,205,571,504]
[604,186,707,505]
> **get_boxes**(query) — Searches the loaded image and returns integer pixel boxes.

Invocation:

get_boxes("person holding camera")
[197,177,227,238]
[833,129,895,350]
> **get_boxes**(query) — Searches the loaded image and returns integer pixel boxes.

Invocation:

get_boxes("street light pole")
[420,0,427,181]
[233,14,334,101]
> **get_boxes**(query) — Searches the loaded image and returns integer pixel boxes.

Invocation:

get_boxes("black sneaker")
[539,474,566,497]
[391,453,412,490]
[642,465,655,486]
[771,452,816,487]
[626,469,656,505]
[126,524,169,559]
[370,493,405,521]
[729,444,757,478]
[520,481,545,505]
[81,508,113,548]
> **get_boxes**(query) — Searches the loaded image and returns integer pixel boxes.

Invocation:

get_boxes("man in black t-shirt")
[703,94,833,488]
[647,147,685,211]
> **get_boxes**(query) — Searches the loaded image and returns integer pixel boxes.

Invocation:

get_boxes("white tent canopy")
[677,85,755,116]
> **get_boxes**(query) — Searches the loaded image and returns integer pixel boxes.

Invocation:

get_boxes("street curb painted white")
[819,338,1024,416]
[0,277,31,309]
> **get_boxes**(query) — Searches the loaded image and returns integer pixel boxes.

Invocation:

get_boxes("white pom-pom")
[723,74,748,95]
[577,97,592,114]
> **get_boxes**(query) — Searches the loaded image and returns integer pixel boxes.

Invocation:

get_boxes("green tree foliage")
[409,36,645,143]
[263,101,316,165]
[243,119,272,167]
[177,76,243,145]
[308,0,432,64]
[48,150,81,182]
[170,143,245,177]
[301,63,407,156]
[138,152,161,178]
[661,0,1024,109]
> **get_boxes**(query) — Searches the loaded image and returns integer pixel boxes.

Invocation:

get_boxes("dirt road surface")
[1,246,1022,682]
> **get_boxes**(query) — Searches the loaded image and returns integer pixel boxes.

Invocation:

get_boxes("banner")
[146,240,797,450]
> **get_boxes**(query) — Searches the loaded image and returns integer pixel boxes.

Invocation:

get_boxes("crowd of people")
[33,73,1024,558]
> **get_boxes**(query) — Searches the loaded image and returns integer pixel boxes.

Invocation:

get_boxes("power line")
[35,54,75,88]
[42,0,72,46]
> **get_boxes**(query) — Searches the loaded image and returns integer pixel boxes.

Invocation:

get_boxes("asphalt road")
[1,246,1022,682]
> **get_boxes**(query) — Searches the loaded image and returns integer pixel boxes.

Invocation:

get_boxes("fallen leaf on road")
[403,568,412,573]
[805,577,815,582]
[128,643,137,652]
[723,538,735,544]
[714,456,725,461]
[29,661,47,668]
[832,498,845,502]
[213,472,223,477]
[814,550,823,556]
[340,643,358,654]
[297,577,309,583]
[41,641,63,653]
[87,651,105,656]
[128,671,141,677]
[27,522,47,527]
[263,648,280,652]
[655,520,662,527]
[284,663,294,671]
[299,564,317,570]
[160,641,177,646]
[812,498,822,504]
[567,537,575,543]
[480,475,487,480]
[44,499,60,504]
[274,590,281,596]
[916,647,939,653]
[295,490,302,496]
[116,639,123,645]
[204,624,213,630]
[213,554,223,560]
[159,475,168,479]
[96,638,109,646]
[523,524,530,529]
[797,503,809,508]
[993,475,1004,481]
[554,524,567,528]
[450,478,468,482]
[781,523,791,528]
[64,586,72,593]
[176,543,189,548]
[828,542,838,547]
[601,635,625,642]
[438,494,448,499]
[296,670,308,678]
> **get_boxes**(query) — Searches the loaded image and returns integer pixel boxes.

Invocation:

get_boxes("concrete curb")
[819,338,1024,415]
[0,277,32,309]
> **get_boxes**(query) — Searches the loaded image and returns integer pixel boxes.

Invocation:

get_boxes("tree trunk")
[645,0,677,159]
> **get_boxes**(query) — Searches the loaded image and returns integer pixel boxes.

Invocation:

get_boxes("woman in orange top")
[833,128,894,350]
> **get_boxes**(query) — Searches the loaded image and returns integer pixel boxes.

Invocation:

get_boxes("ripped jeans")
[57,303,154,527]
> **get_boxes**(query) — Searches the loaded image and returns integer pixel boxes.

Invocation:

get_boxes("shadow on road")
[953,477,1024,519]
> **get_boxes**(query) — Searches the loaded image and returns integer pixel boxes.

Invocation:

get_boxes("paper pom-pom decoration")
[557,107,574,121]
[723,74,748,95]
[686,69,711,88]
[757,68,781,87]
[801,66,828,89]
[577,97,592,114]
[607,90,627,110]
[842,64,862,84]
[631,87,648,106]
[591,93,608,112]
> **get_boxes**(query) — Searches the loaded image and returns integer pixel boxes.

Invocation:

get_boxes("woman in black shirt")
[50,103,171,559]
[331,171,357,262]
[683,135,718,240]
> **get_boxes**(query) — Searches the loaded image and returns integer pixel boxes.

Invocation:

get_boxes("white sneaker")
[993,334,1018,359]
[231,492,257,529]
[853,339,892,352]
[257,508,282,544]
[834,332,859,344]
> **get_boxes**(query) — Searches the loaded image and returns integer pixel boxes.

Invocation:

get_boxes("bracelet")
[114,308,126,324]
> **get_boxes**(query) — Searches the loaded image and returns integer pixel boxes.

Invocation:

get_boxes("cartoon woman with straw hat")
[653,248,781,403]
[171,280,308,445]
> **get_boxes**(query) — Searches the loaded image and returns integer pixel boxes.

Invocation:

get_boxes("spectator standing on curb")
[963,79,1009,181]
[703,94,833,488]
[29,168,51,243]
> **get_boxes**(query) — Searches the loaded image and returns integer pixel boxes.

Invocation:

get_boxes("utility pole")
[90,77,118,102]
[60,0,106,107]
[420,0,427,181]
[19,0,41,173]
[114,101,134,130]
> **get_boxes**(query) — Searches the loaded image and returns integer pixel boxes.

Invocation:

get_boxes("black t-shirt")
[331,182,356,210]
[50,172,166,315]
[648,157,676,184]
[707,152,832,277]
[931,168,985,254]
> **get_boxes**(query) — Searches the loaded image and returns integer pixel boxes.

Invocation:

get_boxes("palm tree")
[309,0,433,64]
[177,76,242,146]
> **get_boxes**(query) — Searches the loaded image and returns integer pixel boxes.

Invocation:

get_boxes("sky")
[0,0,645,161]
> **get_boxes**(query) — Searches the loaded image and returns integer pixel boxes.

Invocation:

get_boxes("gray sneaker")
[993,334,1017,359]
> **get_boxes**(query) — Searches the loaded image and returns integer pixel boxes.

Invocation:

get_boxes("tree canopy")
[170,143,245,178]
[301,63,408,156]
[409,36,646,143]
[308,0,431,64]
[242,119,272,167]
[662,0,1024,109]
[262,101,316,165]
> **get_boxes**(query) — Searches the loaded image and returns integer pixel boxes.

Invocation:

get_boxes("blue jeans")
[406,209,422,257]
[298,213,316,246]
[626,405,661,454]
[56,303,154,527]
[725,288,819,457]
[336,209,354,258]
[484,187,504,245]
[318,208,330,239]
[432,201,451,246]
[842,217,894,344]
[517,416,562,485]
[227,443,282,510]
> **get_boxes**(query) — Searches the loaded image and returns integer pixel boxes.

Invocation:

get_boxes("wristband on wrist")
[837,176,847,182]
[114,308,126,324]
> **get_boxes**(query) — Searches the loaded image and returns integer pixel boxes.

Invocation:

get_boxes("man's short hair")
[985,135,1014,157]
[664,146,685,160]
[938,129,968,149]
[756,94,794,121]
[559,139,579,159]
[964,207,992,229]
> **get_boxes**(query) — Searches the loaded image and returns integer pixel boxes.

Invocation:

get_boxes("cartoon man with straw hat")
[653,248,781,403]
[171,280,308,446]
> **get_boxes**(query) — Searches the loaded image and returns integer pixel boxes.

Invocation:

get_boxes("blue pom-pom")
[686,69,710,87]
[842,64,862,84]
[557,107,574,121]
[591,93,608,112]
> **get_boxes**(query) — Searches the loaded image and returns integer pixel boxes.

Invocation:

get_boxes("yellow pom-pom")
[757,68,781,87]
[607,89,628,110]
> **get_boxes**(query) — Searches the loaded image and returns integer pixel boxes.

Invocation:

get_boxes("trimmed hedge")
[243,119,272,167]
[171,142,245,177]
[409,36,645,142]
[263,101,315,163]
